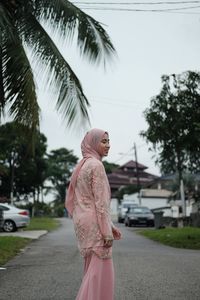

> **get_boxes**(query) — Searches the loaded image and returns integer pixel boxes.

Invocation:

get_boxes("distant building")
[123,189,172,216]
[107,160,158,197]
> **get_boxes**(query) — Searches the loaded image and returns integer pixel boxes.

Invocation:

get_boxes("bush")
[53,203,65,217]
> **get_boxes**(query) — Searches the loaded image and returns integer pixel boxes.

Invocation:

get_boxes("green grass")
[0,218,60,266]
[137,227,200,250]
[25,217,60,231]
[0,236,31,266]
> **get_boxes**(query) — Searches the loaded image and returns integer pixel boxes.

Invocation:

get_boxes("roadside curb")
[0,230,48,239]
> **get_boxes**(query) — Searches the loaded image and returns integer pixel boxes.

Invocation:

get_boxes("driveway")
[0,219,200,300]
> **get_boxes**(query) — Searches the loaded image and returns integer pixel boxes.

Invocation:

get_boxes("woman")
[65,128,121,300]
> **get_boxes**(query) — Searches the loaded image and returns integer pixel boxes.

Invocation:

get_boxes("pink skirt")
[76,253,114,300]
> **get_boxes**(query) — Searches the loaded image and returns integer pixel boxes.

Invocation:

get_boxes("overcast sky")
[37,1,200,176]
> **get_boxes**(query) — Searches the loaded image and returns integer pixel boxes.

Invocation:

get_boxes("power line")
[91,95,138,104]
[114,142,147,163]
[73,1,200,14]
[73,1,200,5]
[75,5,200,11]
[90,98,141,108]
[114,147,133,163]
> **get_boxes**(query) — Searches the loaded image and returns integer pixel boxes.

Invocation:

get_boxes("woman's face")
[98,133,110,157]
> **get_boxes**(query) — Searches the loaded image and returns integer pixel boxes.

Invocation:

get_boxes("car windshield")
[130,207,151,214]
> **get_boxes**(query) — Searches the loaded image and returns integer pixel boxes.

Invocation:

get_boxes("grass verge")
[25,217,60,231]
[137,227,200,250]
[0,218,60,266]
[0,236,31,266]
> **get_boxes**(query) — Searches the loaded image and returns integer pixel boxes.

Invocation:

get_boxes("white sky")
[37,1,200,176]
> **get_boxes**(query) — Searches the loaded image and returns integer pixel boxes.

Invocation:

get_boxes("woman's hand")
[112,226,122,240]
[104,239,113,248]
[103,237,113,248]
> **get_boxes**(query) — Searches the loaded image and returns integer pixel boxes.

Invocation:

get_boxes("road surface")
[0,218,200,300]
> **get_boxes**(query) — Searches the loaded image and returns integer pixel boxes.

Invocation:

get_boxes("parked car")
[124,206,154,227]
[0,206,4,230]
[0,204,30,232]
[118,201,138,223]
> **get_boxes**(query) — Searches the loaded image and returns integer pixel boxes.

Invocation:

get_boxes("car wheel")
[128,220,131,227]
[3,220,17,232]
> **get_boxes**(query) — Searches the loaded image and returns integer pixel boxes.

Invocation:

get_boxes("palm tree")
[0,0,115,135]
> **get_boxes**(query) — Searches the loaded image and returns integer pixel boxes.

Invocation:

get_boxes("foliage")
[0,121,48,200]
[165,173,200,200]
[17,202,52,217]
[116,184,139,200]
[53,203,66,217]
[141,71,200,182]
[103,160,119,174]
[138,227,200,250]
[46,148,78,203]
[0,237,31,265]
[0,0,115,137]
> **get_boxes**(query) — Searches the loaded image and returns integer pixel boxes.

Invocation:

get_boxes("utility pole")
[10,151,16,206]
[134,143,141,205]
[180,179,186,218]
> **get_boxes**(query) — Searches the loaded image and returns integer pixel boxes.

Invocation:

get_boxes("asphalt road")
[0,218,200,300]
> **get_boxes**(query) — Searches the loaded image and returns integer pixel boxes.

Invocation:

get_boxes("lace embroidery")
[90,223,102,241]
[75,220,102,243]
[80,246,112,259]
[74,220,85,243]
[72,158,113,258]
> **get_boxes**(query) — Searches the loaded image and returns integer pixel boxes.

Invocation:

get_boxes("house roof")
[119,160,147,170]
[107,160,159,193]
[140,189,173,198]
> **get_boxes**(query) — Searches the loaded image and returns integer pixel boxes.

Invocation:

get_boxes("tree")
[103,160,119,174]
[0,122,48,202]
[141,71,200,183]
[115,185,138,201]
[46,148,78,203]
[0,0,115,135]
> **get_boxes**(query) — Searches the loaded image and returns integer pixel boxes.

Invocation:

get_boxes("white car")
[0,204,30,232]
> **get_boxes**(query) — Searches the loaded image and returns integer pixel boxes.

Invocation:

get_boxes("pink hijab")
[65,128,108,216]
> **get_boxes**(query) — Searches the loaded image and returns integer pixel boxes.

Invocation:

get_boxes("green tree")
[0,0,115,134]
[46,148,78,203]
[116,184,138,201]
[0,122,48,201]
[141,71,200,183]
[103,160,119,174]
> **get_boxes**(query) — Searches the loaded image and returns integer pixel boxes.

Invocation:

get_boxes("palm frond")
[0,42,4,113]
[0,3,19,114]
[33,0,116,65]
[19,14,90,126]
[2,23,40,131]
[0,3,18,42]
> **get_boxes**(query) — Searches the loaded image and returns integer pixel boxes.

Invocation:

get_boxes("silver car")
[124,206,154,227]
[0,204,30,232]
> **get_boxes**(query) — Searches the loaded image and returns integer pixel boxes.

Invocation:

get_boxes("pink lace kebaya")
[65,128,116,258]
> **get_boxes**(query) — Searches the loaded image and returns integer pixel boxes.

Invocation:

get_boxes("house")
[145,173,200,218]
[107,160,158,197]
